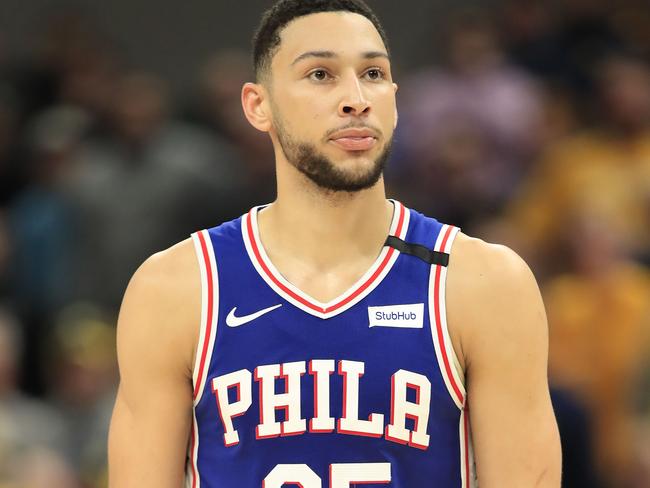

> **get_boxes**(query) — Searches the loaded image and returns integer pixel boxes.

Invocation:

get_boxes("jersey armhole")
[190,230,220,406]
[428,224,466,410]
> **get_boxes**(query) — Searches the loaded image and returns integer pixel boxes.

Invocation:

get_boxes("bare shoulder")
[446,232,547,372]
[128,238,200,300]
[117,237,201,378]
[448,232,536,293]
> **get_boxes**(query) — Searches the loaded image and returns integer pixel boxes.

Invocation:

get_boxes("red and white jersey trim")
[459,407,477,488]
[187,229,221,488]
[428,224,465,409]
[242,200,410,319]
[427,224,475,487]
[185,411,201,488]
[190,230,219,405]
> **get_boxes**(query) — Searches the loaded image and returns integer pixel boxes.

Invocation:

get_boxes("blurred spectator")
[500,0,567,81]
[44,303,116,487]
[545,212,650,487]
[6,447,81,488]
[5,105,89,394]
[392,8,543,229]
[188,49,276,207]
[550,388,601,488]
[8,9,117,125]
[191,49,252,142]
[535,86,580,146]
[503,0,623,93]
[504,52,650,274]
[559,0,625,93]
[67,70,242,308]
[0,307,66,482]
[8,105,89,314]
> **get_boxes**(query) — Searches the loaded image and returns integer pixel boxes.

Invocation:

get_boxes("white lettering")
[385,369,431,449]
[255,361,306,438]
[210,360,434,450]
[308,359,335,432]
[211,369,252,446]
[337,360,384,437]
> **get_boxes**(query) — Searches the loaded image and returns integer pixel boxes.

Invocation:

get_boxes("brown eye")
[365,69,385,81]
[309,70,330,81]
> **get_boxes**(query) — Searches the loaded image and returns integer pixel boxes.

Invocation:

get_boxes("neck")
[257,161,393,273]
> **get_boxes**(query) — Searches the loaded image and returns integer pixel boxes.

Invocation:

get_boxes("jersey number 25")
[263,462,391,487]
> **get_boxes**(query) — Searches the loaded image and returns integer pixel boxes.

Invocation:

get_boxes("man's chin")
[280,135,390,193]
[323,148,381,175]
[304,165,384,193]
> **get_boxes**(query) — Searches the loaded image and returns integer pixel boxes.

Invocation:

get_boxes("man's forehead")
[274,11,388,65]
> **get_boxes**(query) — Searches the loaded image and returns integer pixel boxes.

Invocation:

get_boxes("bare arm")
[108,239,200,487]
[447,234,561,487]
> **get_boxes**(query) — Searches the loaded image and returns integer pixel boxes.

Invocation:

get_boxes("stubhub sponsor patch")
[368,303,424,329]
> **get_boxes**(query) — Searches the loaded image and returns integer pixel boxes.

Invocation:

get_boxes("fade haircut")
[252,0,390,83]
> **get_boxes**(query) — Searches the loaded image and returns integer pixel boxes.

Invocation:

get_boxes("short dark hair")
[252,0,390,83]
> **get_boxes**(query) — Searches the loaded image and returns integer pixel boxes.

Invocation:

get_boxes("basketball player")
[108,1,561,486]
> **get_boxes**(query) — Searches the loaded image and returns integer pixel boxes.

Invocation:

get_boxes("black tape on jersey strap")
[385,235,450,267]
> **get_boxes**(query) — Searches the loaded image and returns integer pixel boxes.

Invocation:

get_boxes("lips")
[329,128,379,152]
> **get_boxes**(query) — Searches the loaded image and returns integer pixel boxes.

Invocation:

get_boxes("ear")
[393,82,399,129]
[241,82,272,133]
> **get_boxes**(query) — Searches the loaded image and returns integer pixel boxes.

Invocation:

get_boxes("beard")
[274,116,392,193]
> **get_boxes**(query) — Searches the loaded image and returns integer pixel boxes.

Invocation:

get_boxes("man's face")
[266,12,397,192]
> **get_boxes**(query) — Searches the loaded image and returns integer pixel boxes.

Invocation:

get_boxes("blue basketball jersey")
[185,201,476,488]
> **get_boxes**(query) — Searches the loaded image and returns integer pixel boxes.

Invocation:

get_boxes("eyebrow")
[290,50,389,66]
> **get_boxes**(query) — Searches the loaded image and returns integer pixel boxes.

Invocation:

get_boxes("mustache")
[325,122,383,139]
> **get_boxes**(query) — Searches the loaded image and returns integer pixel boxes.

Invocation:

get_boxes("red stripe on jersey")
[439,224,453,255]
[247,213,323,313]
[247,202,406,315]
[194,231,215,400]
[325,203,405,312]
[433,225,465,406]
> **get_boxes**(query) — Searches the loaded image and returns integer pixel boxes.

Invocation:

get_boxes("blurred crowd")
[0,1,649,486]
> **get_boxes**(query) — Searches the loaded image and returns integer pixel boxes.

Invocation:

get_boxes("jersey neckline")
[241,200,410,319]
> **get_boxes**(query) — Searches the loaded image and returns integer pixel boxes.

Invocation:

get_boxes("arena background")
[0,0,502,90]
[0,0,649,486]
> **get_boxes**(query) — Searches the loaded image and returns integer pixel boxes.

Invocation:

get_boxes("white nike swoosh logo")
[226,304,283,327]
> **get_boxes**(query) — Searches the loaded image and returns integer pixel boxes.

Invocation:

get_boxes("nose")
[338,73,371,117]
